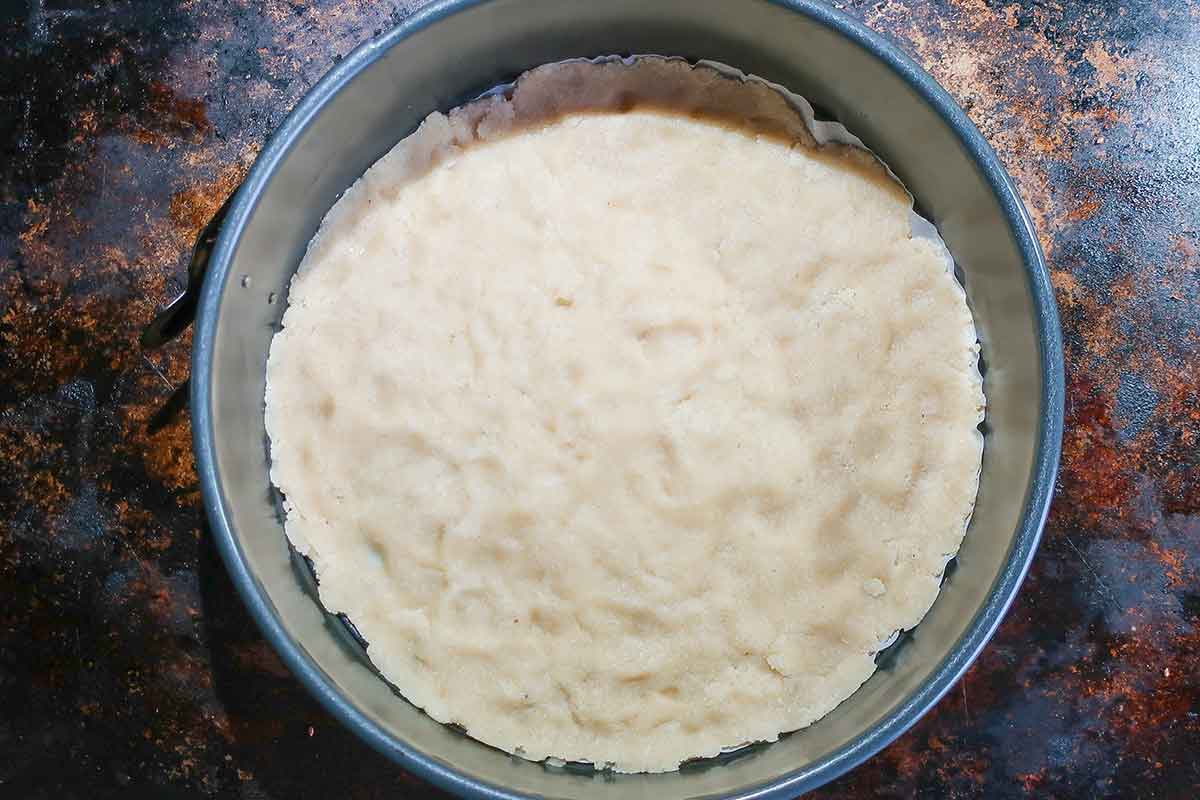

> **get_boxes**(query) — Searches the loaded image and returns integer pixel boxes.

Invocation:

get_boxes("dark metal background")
[0,1,1196,798]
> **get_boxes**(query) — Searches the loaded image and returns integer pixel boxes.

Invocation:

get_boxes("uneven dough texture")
[265,61,984,773]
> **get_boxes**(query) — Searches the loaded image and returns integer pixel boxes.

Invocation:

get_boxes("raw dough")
[265,59,984,773]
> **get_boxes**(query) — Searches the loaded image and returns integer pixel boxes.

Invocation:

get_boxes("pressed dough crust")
[265,59,985,773]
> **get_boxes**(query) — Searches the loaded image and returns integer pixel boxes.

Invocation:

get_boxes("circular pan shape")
[192,1,1064,797]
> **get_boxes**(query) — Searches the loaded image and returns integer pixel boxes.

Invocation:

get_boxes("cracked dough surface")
[265,61,984,773]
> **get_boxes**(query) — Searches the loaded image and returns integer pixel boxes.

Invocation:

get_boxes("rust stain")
[169,169,245,232]
[1066,196,1102,223]
[1083,40,1148,99]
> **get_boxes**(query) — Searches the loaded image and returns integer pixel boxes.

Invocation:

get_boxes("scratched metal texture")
[0,0,1196,797]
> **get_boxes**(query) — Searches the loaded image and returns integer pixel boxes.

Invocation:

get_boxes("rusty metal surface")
[0,0,1196,797]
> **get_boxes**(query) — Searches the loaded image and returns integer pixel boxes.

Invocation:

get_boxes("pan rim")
[191,1,1064,797]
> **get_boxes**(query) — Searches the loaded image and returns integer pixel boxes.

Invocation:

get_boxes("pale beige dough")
[265,60,984,773]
